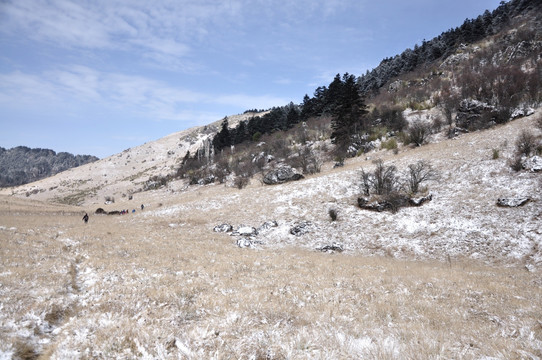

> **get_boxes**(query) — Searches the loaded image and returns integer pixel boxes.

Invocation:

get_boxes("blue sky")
[0,0,503,158]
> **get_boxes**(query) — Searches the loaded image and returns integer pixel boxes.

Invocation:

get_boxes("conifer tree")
[330,73,368,154]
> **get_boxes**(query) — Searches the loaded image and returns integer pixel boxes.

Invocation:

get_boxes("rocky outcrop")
[263,166,304,185]
[358,194,433,213]
[455,99,495,129]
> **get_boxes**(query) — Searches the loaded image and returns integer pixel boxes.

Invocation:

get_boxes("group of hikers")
[82,204,145,224]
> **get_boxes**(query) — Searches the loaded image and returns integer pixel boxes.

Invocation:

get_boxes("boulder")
[232,225,258,237]
[213,223,233,233]
[263,166,304,185]
[497,197,530,207]
[258,220,278,232]
[290,221,312,236]
[455,99,494,129]
[408,194,433,207]
[522,156,542,172]
[95,208,107,215]
[236,238,262,248]
[317,243,344,253]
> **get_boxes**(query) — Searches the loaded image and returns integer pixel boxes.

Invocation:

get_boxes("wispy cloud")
[0,66,288,123]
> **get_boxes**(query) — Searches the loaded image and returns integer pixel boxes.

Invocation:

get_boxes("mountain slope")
[0,146,98,187]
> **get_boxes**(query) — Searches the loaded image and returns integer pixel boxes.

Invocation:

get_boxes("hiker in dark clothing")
[141,204,144,210]
[82,213,89,223]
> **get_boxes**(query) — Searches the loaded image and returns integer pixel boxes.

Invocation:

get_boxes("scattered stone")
[522,156,542,172]
[290,221,312,236]
[213,224,233,233]
[497,197,530,207]
[236,238,262,248]
[263,166,304,185]
[232,225,258,237]
[317,243,344,253]
[258,220,278,232]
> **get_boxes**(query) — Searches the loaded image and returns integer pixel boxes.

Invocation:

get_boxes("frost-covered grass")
[1,197,541,359]
[1,114,541,358]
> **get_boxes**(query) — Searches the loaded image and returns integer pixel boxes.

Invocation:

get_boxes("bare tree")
[371,159,399,195]
[406,160,439,194]
[407,118,432,146]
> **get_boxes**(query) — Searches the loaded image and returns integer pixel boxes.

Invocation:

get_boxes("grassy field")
[1,195,541,359]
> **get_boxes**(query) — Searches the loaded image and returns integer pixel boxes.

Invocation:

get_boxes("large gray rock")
[263,166,304,185]
[455,99,494,129]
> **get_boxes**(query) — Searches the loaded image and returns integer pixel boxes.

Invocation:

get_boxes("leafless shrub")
[508,155,524,172]
[14,340,39,360]
[290,147,322,175]
[371,159,400,196]
[406,160,439,194]
[407,119,432,146]
[515,129,538,156]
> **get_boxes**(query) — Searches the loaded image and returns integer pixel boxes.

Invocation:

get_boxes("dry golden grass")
[1,195,541,359]
[1,113,541,358]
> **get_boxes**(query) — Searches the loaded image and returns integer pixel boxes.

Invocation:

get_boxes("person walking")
[82,213,89,223]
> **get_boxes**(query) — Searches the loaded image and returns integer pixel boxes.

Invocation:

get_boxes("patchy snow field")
[0,114,541,358]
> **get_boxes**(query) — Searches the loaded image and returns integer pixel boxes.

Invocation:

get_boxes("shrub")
[234,175,250,189]
[381,138,398,151]
[371,159,399,196]
[492,149,500,160]
[405,160,439,194]
[515,130,537,156]
[328,208,338,221]
[407,119,432,146]
[509,155,523,172]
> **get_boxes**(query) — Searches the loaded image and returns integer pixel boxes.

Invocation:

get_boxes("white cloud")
[0,66,288,123]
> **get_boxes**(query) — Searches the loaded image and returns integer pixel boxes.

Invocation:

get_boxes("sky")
[0,0,504,158]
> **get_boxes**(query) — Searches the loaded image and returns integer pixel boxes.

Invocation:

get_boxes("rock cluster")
[263,166,304,185]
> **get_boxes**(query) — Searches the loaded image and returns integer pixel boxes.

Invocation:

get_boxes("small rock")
[290,221,312,236]
[213,224,233,233]
[496,197,530,207]
[408,194,433,207]
[258,220,278,232]
[318,243,344,253]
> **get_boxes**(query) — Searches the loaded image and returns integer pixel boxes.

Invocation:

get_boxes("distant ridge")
[0,146,99,187]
